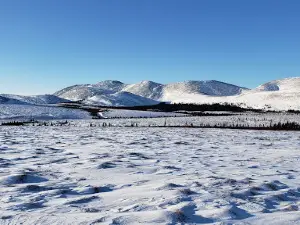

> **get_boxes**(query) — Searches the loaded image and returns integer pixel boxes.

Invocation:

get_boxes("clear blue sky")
[1,0,300,95]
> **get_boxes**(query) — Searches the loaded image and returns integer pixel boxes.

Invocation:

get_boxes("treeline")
[2,120,300,131]
[1,120,70,127]
[144,121,300,131]
[122,102,255,112]
[1,121,27,126]
[60,102,261,114]
[270,121,300,130]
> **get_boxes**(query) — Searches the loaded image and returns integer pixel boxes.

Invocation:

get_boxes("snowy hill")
[233,77,300,110]
[0,95,80,120]
[54,80,126,101]
[255,77,300,92]
[160,80,247,103]
[0,104,91,120]
[83,91,159,106]
[0,94,71,105]
[164,80,245,96]
[0,95,28,105]
[122,81,164,100]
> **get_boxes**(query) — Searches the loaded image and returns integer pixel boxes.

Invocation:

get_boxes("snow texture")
[0,121,300,224]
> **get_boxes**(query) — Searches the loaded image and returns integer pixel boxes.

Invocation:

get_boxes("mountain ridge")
[52,77,300,110]
[1,77,300,110]
[54,79,247,101]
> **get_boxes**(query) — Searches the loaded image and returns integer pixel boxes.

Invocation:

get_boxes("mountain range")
[1,77,300,110]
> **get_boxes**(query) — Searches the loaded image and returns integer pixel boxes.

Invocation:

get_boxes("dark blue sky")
[1,0,300,94]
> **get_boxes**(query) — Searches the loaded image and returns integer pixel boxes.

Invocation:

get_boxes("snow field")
[0,125,300,224]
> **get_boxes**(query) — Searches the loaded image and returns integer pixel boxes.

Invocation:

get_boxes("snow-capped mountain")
[53,77,300,110]
[1,77,300,110]
[55,80,246,104]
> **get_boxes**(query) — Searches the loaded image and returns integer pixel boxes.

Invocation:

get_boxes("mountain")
[2,77,299,110]
[54,80,126,101]
[53,77,300,110]
[55,80,246,103]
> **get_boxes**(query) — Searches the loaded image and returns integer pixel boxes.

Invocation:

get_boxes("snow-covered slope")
[84,91,159,106]
[122,81,164,100]
[255,77,300,92]
[1,94,70,105]
[92,80,126,91]
[0,95,29,105]
[159,80,246,103]
[164,80,245,96]
[54,85,107,101]
[54,80,126,101]
[233,77,300,110]
[0,104,91,120]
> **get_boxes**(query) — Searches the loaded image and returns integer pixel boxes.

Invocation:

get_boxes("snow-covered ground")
[0,124,299,224]
[0,104,91,120]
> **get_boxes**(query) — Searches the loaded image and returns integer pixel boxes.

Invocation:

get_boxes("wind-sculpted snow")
[0,124,299,224]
